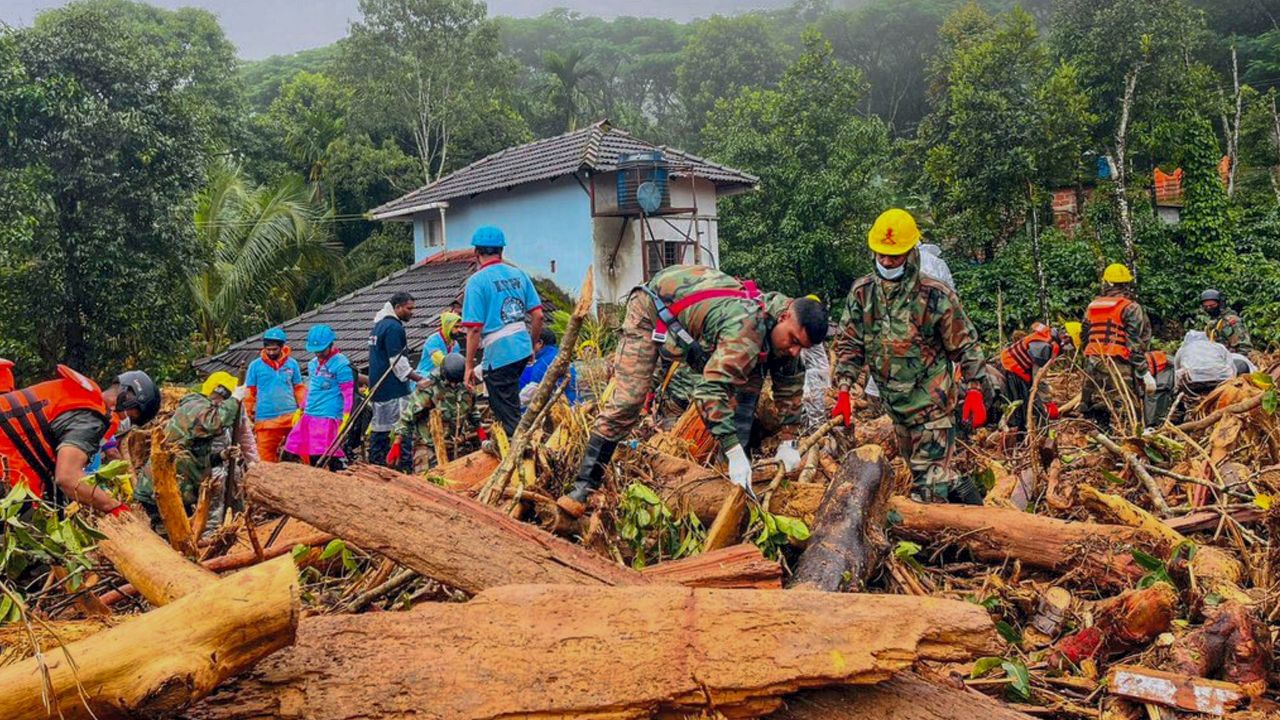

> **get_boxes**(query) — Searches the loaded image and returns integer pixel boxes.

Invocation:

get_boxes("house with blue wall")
[368,120,758,306]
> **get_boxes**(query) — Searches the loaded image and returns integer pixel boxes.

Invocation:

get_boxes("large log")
[637,446,825,525]
[0,619,117,666]
[0,556,298,720]
[247,461,645,593]
[888,497,1156,589]
[790,445,891,591]
[768,674,1036,719]
[190,584,998,720]
[96,508,217,606]
[640,543,782,589]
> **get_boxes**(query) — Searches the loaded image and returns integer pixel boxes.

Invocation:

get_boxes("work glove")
[774,440,802,472]
[725,445,757,502]
[1142,372,1157,395]
[960,388,988,431]
[221,445,242,462]
[109,503,129,519]
[1046,402,1060,420]
[386,437,403,466]
[831,389,853,427]
[477,426,488,442]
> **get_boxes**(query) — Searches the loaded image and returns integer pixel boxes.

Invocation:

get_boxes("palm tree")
[543,49,599,132]
[283,107,344,205]
[191,160,342,354]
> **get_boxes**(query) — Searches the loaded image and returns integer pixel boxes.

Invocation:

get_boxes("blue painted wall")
[412,177,594,295]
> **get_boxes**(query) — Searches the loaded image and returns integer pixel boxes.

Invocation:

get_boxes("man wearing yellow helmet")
[1080,263,1153,428]
[832,209,988,503]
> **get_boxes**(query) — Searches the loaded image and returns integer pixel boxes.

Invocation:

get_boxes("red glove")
[1046,402,1060,420]
[386,438,403,466]
[643,392,655,413]
[477,426,488,442]
[960,388,987,430]
[109,503,129,519]
[832,390,852,426]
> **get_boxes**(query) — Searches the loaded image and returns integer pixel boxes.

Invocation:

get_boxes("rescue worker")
[461,226,544,436]
[519,327,577,408]
[557,265,829,517]
[417,312,463,373]
[1199,289,1252,354]
[283,325,355,469]
[243,327,304,462]
[0,367,160,515]
[387,353,485,473]
[0,359,14,393]
[1144,349,1177,427]
[985,323,1069,431]
[368,292,431,470]
[832,209,988,504]
[1080,263,1154,429]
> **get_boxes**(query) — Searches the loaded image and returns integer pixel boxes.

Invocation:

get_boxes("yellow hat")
[1102,263,1134,284]
[1063,321,1083,349]
[867,209,921,256]
[202,371,238,397]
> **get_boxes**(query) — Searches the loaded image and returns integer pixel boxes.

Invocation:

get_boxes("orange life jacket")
[0,366,112,501]
[1084,296,1134,359]
[1147,351,1170,376]
[1000,323,1055,383]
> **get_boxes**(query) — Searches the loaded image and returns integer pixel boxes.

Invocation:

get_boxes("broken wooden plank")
[189,585,998,720]
[640,543,782,589]
[0,556,299,720]
[1105,665,1246,716]
[790,444,891,592]
[768,673,1037,719]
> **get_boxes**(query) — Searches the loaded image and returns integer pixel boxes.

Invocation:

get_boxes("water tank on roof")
[616,151,671,215]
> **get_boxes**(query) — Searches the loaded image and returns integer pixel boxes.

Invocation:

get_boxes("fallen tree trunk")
[768,673,1036,719]
[0,618,117,666]
[96,508,217,606]
[423,450,499,490]
[190,584,998,720]
[888,497,1155,589]
[0,556,298,720]
[640,543,782,589]
[150,432,198,557]
[790,444,891,592]
[636,446,825,525]
[247,462,643,594]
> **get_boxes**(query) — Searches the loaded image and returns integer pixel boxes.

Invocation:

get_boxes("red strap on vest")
[654,286,763,333]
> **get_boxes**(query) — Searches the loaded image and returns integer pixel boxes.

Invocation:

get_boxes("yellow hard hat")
[805,294,821,302]
[1102,263,1134,284]
[867,209,921,256]
[1063,321,1083,349]
[202,371,238,397]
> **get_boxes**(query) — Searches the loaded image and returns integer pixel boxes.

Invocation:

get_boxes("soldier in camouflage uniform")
[556,265,829,517]
[1080,264,1154,429]
[1199,289,1252,354]
[386,353,483,473]
[832,209,988,503]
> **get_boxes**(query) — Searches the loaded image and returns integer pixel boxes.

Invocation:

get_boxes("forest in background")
[3,0,1280,380]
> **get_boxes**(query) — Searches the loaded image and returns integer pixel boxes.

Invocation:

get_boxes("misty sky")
[2,0,792,59]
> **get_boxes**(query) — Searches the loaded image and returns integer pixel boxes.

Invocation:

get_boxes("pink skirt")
[283,414,345,459]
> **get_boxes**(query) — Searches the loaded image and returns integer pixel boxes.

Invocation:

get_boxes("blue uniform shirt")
[416,332,459,374]
[368,315,411,402]
[304,353,354,419]
[244,355,302,421]
[462,259,541,371]
[520,344,577,405]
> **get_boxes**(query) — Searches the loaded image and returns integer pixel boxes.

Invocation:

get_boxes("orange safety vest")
[1000,323,1055,383]
[0,366,113,501]
[1084,296,1134,359]
[1147,351,1170,376]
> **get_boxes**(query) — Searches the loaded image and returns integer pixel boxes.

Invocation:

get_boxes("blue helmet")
[470,225,506,248]
[263,327,288,344]
[305,324,336,353]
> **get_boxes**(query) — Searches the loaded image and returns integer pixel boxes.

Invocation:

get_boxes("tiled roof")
[368,120,758,219]
[193,250,477,376]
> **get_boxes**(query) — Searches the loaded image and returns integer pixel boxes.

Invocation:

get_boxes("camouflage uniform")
[390,371,482,473]
[134,393,240,512]
[596,265,806,451]
[1204,308,1253,354]
[1080,287,1152,425]
[833,249,986,499]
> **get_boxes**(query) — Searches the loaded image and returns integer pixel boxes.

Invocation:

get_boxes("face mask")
[875,260,905,281]
[1205,304,1221,318]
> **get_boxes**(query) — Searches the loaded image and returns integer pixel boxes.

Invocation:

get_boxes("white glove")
[774,440,802,472]
[1142,372,1157,394]
[473,365,485,383]
[725,445,756,502]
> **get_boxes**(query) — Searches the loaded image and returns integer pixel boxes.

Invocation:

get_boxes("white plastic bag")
[1174,331,1234,386]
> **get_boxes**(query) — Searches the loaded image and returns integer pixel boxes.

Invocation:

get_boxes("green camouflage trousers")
[1081,358,1142,427]
[893,415,956,501]
[595,290,662,441]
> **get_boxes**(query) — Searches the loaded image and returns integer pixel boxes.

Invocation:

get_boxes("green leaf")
[290,544,310,561]
[340,548,357,573]
[893,541,922,561]
[1248,372,1274,389]
[0,595,13,624]
[1002,660,1032,701]
[319,539,346,561]
[773,515,810,541]
[635,508,652,527]
[1101,470,1125,485]
[995,620,1023,645]
[1263,389,1278,415]
[1142,445,1166,463]
[628,483,661,505]
[970,656,1004,678]
[1131,549,1165,572]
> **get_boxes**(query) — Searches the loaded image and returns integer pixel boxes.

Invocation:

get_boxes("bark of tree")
[1113,66,1141,272]
[887,497,1154,589]
[1048,584,1177,668]
[789,445,892,592]
[188,584,998,720]
[1170,602,1272,697]
[0,619,117,665]
[96,508,217,606]
[640,543,782,589]
[0,556,298,720]
[426,449,499,490]
[767,673,1036,720]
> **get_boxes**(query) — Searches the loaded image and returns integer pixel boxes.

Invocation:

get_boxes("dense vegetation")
[3,0,1280,380]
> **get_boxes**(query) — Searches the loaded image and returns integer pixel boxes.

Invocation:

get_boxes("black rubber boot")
[948,475,985,505]
[557,434,618,518]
